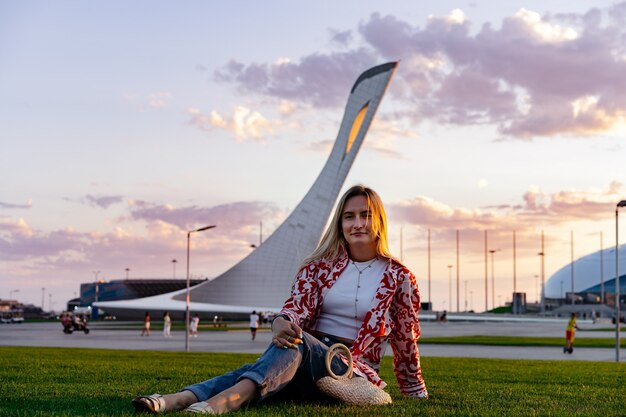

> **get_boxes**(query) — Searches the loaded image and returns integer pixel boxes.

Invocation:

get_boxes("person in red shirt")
[564,312,580,354]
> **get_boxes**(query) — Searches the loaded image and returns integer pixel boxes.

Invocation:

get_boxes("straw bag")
[316,343,392,406]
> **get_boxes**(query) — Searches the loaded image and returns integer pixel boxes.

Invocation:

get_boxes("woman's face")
[341,195,376,250]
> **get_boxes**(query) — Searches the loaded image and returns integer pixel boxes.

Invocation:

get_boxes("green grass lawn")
[585,327,626,332]
[420,335,626,348]
[0,347,623,416]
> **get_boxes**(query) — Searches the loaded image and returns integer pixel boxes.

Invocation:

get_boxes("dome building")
[545,244,626,308]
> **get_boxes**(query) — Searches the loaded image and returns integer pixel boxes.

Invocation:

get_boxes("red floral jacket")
[280,250,428,398]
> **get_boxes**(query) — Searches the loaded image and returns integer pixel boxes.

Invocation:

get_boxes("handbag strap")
[324,343,353,380]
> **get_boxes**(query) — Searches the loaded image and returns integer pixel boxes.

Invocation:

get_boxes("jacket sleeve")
[389,269,428,398]
[279,261,321,327]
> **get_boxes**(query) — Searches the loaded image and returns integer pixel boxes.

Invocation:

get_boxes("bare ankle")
[206,379,258,413]
[163,390,198,411]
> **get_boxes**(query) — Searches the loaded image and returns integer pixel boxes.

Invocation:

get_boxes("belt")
[311,330,354,348]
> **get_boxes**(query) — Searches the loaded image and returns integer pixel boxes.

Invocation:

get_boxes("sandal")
[131,394,166,414]
[185,401,216,414]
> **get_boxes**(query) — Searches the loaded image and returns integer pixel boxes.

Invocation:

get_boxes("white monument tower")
[96,62,398,317]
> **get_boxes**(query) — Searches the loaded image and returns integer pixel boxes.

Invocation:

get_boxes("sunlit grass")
[1,347,624,416]
[420,335,626,348]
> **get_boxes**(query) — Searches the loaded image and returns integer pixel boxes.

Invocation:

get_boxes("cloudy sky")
[2,1,625,312]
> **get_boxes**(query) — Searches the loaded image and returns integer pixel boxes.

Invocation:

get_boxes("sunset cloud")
[214,5,626,140]
[85,195,125,209]
[386,181,625,258]
[187,106,292,142]
[0,200,32,209]
[329,28,353,47]
[148,92,172,109]
[3,180,617,269]
[128,199,285,235]
[360,124,410,159]
[0,217,33,236]
[121,92,173,110]
[0,218,84,261]
[363,6,626,138]
[0,198,288,279]
[214,50,378,108]
[388,181,625,232]
[513,8,578,42]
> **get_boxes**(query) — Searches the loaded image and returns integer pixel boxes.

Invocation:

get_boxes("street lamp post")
[185,225,216,352]
[539,249,546,310]
[464,280,468,312]
[9,289,19,301]
[534,275,540,304]
[456,230,460,313]
[538,231,545,314]
[513,230,517,314]
[615,200,626,362]
[41,287,46,310]
[172,259,177,279]
[428,229,433,309]
[447,265,453,313]
[93,270,101,303]
[570,231,575,307]
[489,249,499,311]
[484,230,488,313]
[600,232,604,316]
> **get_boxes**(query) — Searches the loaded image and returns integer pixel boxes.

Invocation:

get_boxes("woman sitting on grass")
[132,185,428,414]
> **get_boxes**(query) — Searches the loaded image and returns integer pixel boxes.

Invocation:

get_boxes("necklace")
[352,258,378,330]
[351,258,377,274]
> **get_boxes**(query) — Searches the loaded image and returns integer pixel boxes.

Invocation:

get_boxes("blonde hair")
[303,185,394,264]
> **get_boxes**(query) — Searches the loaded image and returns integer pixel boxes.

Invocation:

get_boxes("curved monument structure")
[96,62,398,318]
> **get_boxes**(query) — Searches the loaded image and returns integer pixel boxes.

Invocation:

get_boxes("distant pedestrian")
[141,312,151,337]
[190,313,200,337]
[563,312,579,354]
[61,313,72,332]
[249,310,259,340]
[163,311,172,337]
[438,310,448,323]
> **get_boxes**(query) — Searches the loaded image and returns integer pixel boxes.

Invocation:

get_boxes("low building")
[76,278,206,318]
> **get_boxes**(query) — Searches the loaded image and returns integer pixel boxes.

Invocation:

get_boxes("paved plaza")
[1,320,623,362]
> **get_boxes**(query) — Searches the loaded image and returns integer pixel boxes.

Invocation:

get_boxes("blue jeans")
[182,332,349,402]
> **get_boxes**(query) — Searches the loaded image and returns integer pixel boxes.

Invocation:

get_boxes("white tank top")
[315,258,387,341]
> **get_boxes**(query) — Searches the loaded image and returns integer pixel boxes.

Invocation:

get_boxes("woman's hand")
[271,317,303,349]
